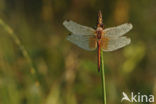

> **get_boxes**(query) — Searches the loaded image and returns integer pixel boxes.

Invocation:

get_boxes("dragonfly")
[63,11,133,72]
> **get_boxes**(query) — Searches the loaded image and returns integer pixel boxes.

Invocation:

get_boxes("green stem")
[100,48,106,104]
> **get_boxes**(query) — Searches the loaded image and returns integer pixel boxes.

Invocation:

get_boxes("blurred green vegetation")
[0,0,156,104]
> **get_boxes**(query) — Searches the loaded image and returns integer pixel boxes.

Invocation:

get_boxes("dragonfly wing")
[102,36,131,51]
[103,23,133,38]
[67,34,97,51]
[63,20,95,35]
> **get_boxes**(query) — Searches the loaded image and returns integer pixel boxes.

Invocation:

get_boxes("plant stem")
[0,18,40,85]
[100,48,106,104]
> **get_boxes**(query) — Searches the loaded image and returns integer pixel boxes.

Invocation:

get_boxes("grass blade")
[0,18,40,85]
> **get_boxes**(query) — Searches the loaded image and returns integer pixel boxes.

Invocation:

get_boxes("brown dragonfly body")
[96,11,103,72]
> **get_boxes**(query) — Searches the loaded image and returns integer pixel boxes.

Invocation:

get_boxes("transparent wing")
[67,34,97,51]
[63,20,95,35]
[102,36,131,51]
[103,23,133,38]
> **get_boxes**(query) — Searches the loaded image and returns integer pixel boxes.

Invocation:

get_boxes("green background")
[0,0,155,104]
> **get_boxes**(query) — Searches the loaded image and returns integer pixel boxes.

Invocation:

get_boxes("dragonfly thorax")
[96,27,103,40]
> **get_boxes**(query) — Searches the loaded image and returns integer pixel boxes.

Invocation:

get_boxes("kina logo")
[121,92,154,103]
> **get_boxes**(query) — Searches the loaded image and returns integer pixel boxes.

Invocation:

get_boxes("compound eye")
[100,24,104,28]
